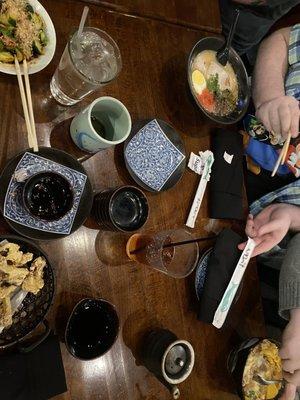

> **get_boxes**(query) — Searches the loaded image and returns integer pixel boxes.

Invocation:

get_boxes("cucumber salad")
[0,0,47,63]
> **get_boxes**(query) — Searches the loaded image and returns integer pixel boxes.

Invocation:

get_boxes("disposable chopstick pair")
[271,131,291,177]
[14,58,38,152]
[212,237,256,329]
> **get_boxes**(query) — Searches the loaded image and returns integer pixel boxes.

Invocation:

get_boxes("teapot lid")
[161,340,195,384]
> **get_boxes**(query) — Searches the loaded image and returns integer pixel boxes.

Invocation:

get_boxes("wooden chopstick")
[281,132,291,165]
[14,58,38,152]
[23,59,38,152]
[271,131,291,177]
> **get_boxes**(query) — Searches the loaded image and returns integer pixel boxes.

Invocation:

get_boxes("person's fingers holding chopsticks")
[279,102,292,138]
[269,106,282,138]
[245,214,257,237]
[288,100,300,138]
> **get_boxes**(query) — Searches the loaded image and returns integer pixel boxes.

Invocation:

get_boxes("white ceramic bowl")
[0,0,56,75]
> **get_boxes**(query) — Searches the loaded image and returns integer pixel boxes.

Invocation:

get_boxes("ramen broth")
[191,50,238,116]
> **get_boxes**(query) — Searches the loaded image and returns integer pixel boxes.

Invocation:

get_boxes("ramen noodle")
[242,340,282,400]
[191,50,238,116]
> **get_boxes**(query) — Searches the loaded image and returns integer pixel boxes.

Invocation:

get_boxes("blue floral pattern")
[125,119,185,191]
[195,249,212,300]
[4,152,87,235]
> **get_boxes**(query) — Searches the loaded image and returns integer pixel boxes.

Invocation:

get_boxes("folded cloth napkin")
[209,128,244,220]
[198,228,242,324]
[0,333,67,400]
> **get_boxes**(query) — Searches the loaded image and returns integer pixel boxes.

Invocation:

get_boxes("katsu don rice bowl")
[227,338,284,400]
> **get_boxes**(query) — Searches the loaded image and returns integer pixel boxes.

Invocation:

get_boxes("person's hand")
[279,309,300,399]
[238,204,292,257]
[256,96,300,139]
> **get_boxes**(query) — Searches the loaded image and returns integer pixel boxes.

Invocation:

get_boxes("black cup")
[92,186,149,232]
[23,171,74,221]
[65,298,119,360]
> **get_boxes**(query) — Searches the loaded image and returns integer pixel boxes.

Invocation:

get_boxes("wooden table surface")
[0,1,265,399]
[78,0,222,33]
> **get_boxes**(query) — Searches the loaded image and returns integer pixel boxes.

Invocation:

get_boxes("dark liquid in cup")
[91,114,114,141]
[25,173,73,220]
[110,189,147,231]
[66,301,119,359]
[129,235,175,265]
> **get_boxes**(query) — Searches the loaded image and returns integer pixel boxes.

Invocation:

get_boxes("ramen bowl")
[227,338,284,400]
[188,36,250,124]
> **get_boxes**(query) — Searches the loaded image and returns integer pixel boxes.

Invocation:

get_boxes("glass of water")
[50,27,122,106]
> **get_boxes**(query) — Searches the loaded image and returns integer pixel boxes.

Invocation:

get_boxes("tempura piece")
[22,257,46,295]
[0,283,16,299]
[20,252,33,266]
[0,262,29,286]
[0,242,23,265]
[0,297,12,327]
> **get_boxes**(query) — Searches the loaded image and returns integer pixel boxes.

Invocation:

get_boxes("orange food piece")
[197,89,215,113]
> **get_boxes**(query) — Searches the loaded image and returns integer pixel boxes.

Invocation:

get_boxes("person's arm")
[279,234,300,400]
[252,27,300,138]
[253,28,290,106]
[279,232,300,319]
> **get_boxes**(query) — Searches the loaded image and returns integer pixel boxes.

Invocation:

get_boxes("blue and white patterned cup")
[70,96,132,153]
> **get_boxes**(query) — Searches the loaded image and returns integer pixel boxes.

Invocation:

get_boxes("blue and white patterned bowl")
[124,119,186,192]
[3,152,87,236]
[195,248,212,300]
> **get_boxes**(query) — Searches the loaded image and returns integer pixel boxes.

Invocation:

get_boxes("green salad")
[0,0,47,63]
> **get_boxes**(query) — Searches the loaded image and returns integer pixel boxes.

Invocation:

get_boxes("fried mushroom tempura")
[0,241,47,328]
[0,242,33,266]
[0,297,12,327]
[22,257,46,295]
[0,283,16,300]
[0,260,29,286]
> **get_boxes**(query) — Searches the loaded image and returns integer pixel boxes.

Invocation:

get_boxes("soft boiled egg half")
[192,70,206,95]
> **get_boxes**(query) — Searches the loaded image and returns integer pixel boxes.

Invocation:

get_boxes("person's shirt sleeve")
[279,232,300,320]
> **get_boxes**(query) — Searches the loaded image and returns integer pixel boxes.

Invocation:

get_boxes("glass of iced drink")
[50,27,122,106]
[126,229,199,278]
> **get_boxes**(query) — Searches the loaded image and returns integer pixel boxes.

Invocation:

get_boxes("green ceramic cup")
[70,96,132,153]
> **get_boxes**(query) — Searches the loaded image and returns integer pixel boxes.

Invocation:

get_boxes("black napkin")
[198,228,242,324]
[209,128,244,220]
[0,333,67,400]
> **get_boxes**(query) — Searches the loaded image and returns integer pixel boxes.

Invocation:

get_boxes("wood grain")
[76,0,222,33]
[0,1,264,399]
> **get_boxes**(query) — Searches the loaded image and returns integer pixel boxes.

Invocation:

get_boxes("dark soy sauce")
[66,300,119,360]
[110,189,148,231]
[24,172,73,221]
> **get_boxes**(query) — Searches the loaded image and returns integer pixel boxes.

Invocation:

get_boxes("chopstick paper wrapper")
[212,237,256,329]
[186,151,214,229]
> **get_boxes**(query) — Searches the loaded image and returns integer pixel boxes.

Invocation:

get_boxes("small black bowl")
[65,298,119,360]
[23,171,74,221]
